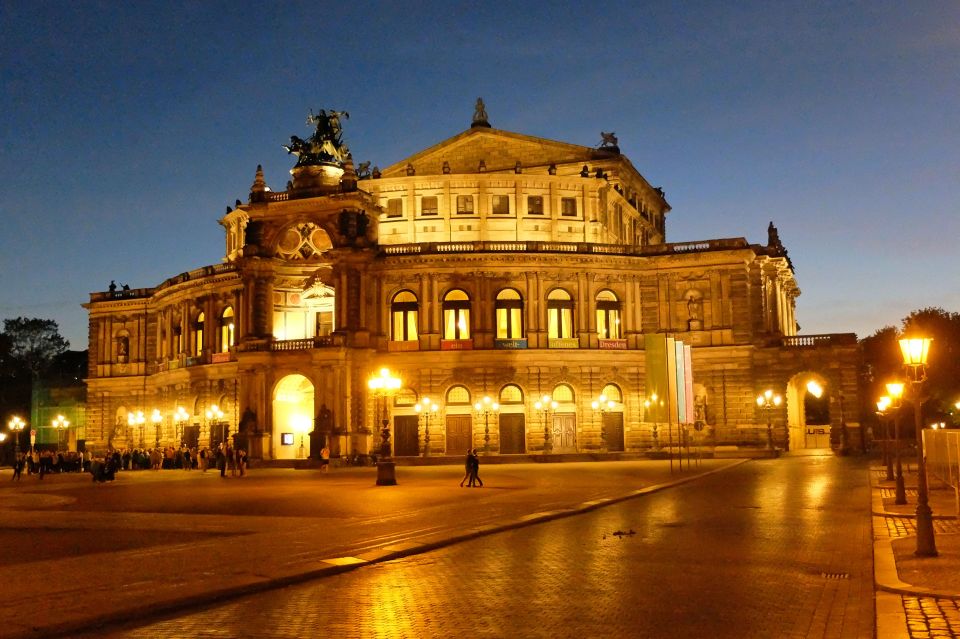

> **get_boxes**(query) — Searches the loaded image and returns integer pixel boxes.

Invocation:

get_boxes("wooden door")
[446,415,473,455]
[553,414,577,453]
[499,413,526,454]
[394,415,420,457]
[603,412,625,452]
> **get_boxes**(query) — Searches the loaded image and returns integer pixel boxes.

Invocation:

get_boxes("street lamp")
[151,409,162,448]
[128,410,145,448]
[414,397,440,457]
[8,416,26,459]
[368,367,402,486]
[644,393,663,451]
[206,404,225,448]
[899,334,937,557]
[592,394,616,452]
[886,382,907,505]
[756,389,782,451]
[473,395,499,455]
[534,394,557,454]
[876,396,894,481]
[174,406,189,446]
[51,414,70,452]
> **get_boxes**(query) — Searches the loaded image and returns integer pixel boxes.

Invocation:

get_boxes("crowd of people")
[8,442,249,482]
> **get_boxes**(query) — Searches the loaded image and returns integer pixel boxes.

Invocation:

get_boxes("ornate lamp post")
[876,396,894,481]
[8,416,26,459]
[899,335,937,557]
[885,382,907,505]
[151,409,162,448]
[756,389,782,451]
[414,397,440,457]
[644,393,663,451]
[206,404,225,448]
[174,406,189,446]
[534,395,557,454]
[473,396,499,455]
[51,414,70,452]
[591,394,616,451]
[368,367,401,486]
[127,410,145,448]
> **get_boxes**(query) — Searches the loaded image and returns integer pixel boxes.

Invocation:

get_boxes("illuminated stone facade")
[83,107,860,459]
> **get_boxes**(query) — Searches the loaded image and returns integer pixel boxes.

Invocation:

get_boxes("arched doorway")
[786,372,831,450]
[272,374,315,460]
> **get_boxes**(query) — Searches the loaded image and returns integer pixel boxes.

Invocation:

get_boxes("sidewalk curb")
[8,459,749,639]
[871,469,960,605]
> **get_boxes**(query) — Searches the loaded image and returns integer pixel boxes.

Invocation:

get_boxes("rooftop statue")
[599,131,619,149]
[284,109,351,167]
[471,97,491,128]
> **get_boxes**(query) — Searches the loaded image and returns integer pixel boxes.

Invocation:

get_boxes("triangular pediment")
[380,128,602,177]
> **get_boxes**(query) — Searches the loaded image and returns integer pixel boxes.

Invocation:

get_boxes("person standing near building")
[11,453,22,481]
[320,445,330,473]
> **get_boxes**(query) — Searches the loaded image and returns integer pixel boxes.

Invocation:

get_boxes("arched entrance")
[272,374,315,460]
[786,372,831,450]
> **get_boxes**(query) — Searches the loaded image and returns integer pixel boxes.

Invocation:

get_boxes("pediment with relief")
[380,128,597,177]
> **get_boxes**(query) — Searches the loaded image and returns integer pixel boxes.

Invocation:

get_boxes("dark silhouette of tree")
[2,317,69,380]
[860,308,960,428]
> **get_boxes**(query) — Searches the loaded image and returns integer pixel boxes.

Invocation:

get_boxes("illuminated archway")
[272,374,315,460]
[786,372,831,450]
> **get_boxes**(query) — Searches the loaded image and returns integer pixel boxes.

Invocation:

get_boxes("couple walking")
[460,449,483,487]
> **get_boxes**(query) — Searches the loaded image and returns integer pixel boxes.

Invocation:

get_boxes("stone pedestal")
[376,460,397,486]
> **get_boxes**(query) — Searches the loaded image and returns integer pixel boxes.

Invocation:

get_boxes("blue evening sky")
[1,1,957,348]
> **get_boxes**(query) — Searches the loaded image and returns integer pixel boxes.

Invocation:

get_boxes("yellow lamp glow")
[899,337,932,367]
[885,382,905,401]
[806,380,823,398]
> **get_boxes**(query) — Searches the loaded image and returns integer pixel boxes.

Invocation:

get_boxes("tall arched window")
[495,289,524,339]
[442,289,471,340]
[391,291,419,342]
[193,312,205,357]
[596,290,622,339]
[220,307,235,352]
[547,289,574,339]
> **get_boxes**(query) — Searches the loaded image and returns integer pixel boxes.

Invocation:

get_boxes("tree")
[860,308,960,427]
[2,317,69,380]
[902,308,960,421]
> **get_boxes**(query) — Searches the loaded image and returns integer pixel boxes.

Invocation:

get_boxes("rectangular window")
[392,309,418,341]
[421,196,438,216]
[316,311,334,337]
[491,195,510,215]
[561,197,577,217]
[386,198,403,218]
[456,195,474,215]
[496,307,523,339]
[596,309,622,339]
[443,309,470,339]
[548,308,574,339]
[281,433,294,446]
[527,196,543,215]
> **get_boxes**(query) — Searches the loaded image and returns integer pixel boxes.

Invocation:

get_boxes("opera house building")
[83,102,859,461]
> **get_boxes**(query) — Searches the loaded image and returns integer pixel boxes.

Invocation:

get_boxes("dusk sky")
[1,2,957,349]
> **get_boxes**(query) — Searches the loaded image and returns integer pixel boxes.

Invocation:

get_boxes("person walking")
[320,445,330,473]
[459,449,473,487]
[11,453,22,481]
[468,448,483,487]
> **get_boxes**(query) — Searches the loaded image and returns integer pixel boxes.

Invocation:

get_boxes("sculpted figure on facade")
[284,109,351,166]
